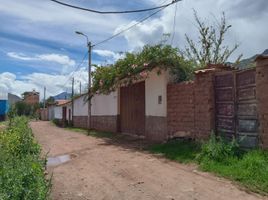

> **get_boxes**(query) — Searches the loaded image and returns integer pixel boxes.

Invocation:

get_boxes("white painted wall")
[54,106,62,119]
[73,95,88,116]
[92,91,118,116]
[145,69,170,117]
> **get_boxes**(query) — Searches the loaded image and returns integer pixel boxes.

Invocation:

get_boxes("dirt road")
[31,121,266,200]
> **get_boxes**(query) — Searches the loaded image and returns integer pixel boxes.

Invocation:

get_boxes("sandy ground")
[31,121,267,200]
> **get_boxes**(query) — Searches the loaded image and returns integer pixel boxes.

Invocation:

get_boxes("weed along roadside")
[0,117,50,200]
[149,135,268,196]
[66,126,268,196]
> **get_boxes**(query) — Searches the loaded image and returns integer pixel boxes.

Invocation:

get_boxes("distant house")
[53,100,72,126]
[8,93,21,106]
[0,93,22,121]
[0,99,8,121]
[23,90,39,105]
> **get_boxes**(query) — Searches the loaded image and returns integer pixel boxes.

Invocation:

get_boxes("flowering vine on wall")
[91,44,195,95]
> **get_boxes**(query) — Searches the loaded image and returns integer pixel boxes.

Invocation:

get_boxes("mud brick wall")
[167,82,195,138]
[167,71,215,140]
[194,71,215,139]
[256,56,268,148]
[40,108,48,121]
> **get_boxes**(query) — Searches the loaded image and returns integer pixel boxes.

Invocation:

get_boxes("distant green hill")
[234,49,267,69]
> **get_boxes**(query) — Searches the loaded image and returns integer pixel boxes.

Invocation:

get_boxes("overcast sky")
[0,0,267,99]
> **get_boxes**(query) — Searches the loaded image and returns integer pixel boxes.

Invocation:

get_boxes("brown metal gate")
[215,69,259,148]
[120,81,145,136]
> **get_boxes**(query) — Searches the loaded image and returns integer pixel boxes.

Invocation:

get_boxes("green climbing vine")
[91,44,194,94]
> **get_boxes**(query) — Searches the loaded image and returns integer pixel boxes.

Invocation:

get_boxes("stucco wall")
[145,69,169,117]
[54,106,62,119]
[73,95,88,116]
[91,91,118,116]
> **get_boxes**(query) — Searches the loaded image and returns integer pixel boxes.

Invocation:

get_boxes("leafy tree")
[14,101,39,117]
[184,11,242,68]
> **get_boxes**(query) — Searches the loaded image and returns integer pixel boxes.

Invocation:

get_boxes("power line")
[50,0,181,14]
[93,6,170,47]
[170,1,178,45]
[62,51,88,87]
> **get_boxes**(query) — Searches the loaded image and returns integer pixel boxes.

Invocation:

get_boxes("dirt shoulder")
[31,121,266,200]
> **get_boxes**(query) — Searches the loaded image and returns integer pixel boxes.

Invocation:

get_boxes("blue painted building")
[0,100,9,121]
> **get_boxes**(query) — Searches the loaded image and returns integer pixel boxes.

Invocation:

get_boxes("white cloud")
[6,52,34,61]
[0,69,88,100]
[93,49,124,62]
[0,0,129,49]
[117,0,268,61]
[7,52,77,74]
[7,52,75,66]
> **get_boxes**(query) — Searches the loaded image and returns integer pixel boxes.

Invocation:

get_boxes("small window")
[158,95,162,104]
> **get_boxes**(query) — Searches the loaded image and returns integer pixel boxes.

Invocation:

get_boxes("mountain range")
[52,92,72,100]
[235,49,268,69]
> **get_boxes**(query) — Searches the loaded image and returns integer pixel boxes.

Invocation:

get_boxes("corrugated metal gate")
[215,69,259,148]
[120,81,145,136]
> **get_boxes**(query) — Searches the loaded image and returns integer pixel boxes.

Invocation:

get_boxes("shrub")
[196,133,241,163]
[0,116,50,200]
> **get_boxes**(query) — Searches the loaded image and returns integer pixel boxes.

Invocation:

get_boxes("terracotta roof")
[194,64,235,74]
[56,100,71,106]
[194,68,216,74]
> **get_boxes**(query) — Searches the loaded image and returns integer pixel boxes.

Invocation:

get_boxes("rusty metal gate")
[120,81,145,136]
[215,69,258,148]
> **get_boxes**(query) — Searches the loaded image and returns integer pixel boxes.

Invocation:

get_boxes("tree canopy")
[184,11,242,68]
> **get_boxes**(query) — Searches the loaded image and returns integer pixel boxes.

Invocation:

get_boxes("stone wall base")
[91,115,118,133]
[73,116,88,129]
[145,116,167,142]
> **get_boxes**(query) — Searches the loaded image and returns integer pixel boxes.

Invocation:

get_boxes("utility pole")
[88,41,92,131]
[80,81,82,95]
[75,31,92,131]
[43,86,46,109]
[71,77,74,124]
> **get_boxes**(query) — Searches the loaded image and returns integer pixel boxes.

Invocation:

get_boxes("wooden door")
[120,81,145,136]
[215,69,259,148]
[62,107,67,123]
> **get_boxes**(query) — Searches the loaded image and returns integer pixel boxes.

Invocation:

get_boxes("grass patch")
[148,135,268,195]
[0,121,7,126]
[148,140,201,163]
[199,150,268,194]
[0,117,50,200]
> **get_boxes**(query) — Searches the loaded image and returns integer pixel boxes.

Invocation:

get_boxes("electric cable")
[50,0,181,14]
[93,6,169,47]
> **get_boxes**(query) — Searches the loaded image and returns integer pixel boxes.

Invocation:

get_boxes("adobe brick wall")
[256,56,268,148]
[40,108,48,121]
[145,116,167,141]
[167,82,195,138]
[194,71,215,139]
[91,115,118,133]
[167,70,216,140]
